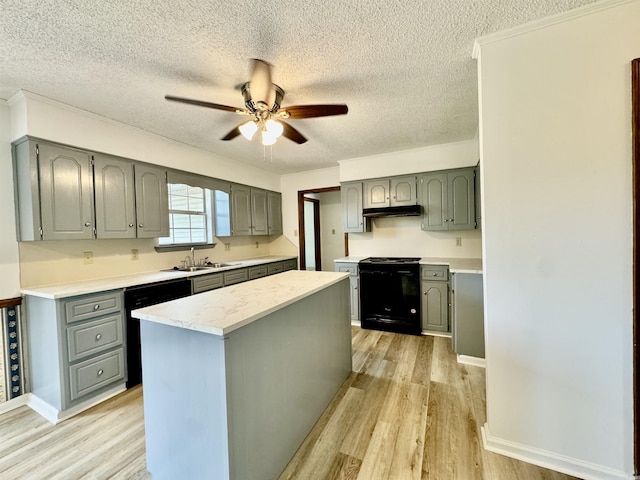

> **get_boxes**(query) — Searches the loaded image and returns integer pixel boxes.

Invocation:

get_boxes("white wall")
[316,191,343,271]
[0,102,21,298]
[476,1,636,478]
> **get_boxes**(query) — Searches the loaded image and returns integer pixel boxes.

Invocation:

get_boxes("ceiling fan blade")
[283,104,348,119]
[250,59,274,107]
[221,126,241,141]
[281,121,307,144]
[165,95,239,113]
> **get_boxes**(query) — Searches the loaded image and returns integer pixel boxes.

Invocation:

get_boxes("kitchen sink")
[162,266,215,272]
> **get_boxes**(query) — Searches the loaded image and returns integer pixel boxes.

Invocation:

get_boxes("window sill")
[154,243,216,253]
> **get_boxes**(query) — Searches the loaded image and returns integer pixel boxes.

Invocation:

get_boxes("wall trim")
[0,393,31,415]
[472,0,636,59]
[482,424,632,480]
[457,354,486,368]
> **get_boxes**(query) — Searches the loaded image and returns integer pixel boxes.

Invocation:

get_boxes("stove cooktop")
[359,257,421,264]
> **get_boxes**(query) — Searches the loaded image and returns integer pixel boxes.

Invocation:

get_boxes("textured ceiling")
[0,0,598,174]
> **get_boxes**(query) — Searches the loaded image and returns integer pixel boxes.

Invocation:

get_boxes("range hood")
[362,205,422,218]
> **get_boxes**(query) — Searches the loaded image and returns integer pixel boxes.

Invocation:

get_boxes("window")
[158,183,213,246]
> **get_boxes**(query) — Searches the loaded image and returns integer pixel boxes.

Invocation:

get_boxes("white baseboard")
[421,330,452,338]
[481,424,632,480]
[28,384,127,424]
[350,320,361,327]
[0,393,31,415]
[457,354,486,368]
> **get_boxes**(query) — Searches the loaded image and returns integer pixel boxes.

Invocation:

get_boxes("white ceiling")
[0,0,598,174]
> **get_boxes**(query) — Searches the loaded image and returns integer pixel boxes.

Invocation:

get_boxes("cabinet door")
[419,173,448,231]
[363,179,389,208]
[231,184,252,236]
[38,142,94,240]
[421,281,449,332]
[267,191,283,236]
[250,188,268,235]
[390,176,417,207]
[341,182,369,233]
[93,154,136,239]
[448,169,476,230]
[349,276,359,322]
[134,164,169,238]
[474,166,482,229]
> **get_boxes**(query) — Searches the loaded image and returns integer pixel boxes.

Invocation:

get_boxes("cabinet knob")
[139,224,143,228]
[433,273,438,277]
[95,333,102,341]
[84,222,91,227]
[444,219,448,223]
[93,304,100,310]
[129,223,134,228]
[97,369,104,376]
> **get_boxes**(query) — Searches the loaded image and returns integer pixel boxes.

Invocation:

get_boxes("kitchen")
[0,1,636,479]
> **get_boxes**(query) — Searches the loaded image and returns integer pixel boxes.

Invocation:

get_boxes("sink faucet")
[190,247,195,267]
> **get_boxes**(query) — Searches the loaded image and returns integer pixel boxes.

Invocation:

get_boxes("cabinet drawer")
[67,313,124,362]
[69,349,125,401]
[224,268,249,286]
[335,263,357,276]
[65,291,123,324]
[282,259,298,271]
[421,265,449,281]
[249,265,268,280]
[192,273,224,294]
[267,262,284,275]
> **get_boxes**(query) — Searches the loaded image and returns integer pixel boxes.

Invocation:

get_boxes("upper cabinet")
[363,176,417,208]
[134,164,169,238]
[341,181,371,233]
[267,191,283,236]
[13,138,169,241]
[419,168,476,231]
[229,184,281,236]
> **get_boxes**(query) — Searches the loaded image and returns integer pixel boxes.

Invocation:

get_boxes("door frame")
[632,57,639,476]
[297,186,340,270]
[302,197,321,270]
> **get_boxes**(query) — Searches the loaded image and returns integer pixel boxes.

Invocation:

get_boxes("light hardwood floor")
[0,328,579,480]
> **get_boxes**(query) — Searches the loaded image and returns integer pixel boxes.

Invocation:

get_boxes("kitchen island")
[132,270,352,480]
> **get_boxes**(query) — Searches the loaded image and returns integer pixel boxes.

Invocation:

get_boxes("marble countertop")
[21,255,297,299]
[132,270,349,336]
[334,256,482,274]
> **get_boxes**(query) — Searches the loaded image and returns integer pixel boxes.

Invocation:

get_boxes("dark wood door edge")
[632,57,639,476]
[0,297,22,309]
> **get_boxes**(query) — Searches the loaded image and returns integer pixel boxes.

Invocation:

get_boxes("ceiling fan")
[165,59,348,146]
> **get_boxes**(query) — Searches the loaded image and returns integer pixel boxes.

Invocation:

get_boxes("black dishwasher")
[125,278,192,388]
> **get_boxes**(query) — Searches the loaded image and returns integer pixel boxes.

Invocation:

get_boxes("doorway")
[632,57,639,476]
[297,187,342,271]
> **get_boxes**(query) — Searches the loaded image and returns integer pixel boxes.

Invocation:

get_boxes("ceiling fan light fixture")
[239,120,259,140]
[265,119,284,139]
[261,129,277,146]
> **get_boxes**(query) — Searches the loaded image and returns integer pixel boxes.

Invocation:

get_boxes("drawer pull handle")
[97,369,104,376]
[95,333,102,341]
[433,273,438,277]
[93,304,100,310]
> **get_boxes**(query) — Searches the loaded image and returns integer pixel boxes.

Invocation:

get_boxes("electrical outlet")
[255,241,259,248]
[131,249,139,260]
[332,229,336,235]
[456,237,462,247]
[294,229,298,237]
[83,251,93,264]
[225,243,231,251]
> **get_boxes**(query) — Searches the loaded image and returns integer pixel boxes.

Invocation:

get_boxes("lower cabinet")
[26,289,127,422]
[451,273,485,358]
[420,265,450,333]
[334,262,359,322]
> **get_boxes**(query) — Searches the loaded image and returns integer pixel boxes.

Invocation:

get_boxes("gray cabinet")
[25,290,126,422]
[267,191,283,236]
[420,265,450,333]
[192,273,224,294]
[341,181,370,233]
[93,154,136,239]
[249,265,268,279]
[335,262,359,321]
[282,258,298,271]
[224,268,249,286]
[364,176,417,208]
[230,184,282,236]
[451,273,484,358]
[419,168,476,231]
[474,165,482,229]
[134,163,169,238]
[13,138,169,241]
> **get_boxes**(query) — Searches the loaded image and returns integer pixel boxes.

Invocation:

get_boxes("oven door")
[359,266,421,334]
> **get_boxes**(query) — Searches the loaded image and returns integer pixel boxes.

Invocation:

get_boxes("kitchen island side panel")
[139,322,230,480]
[140,277,352,480]
[225,278,352,480]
